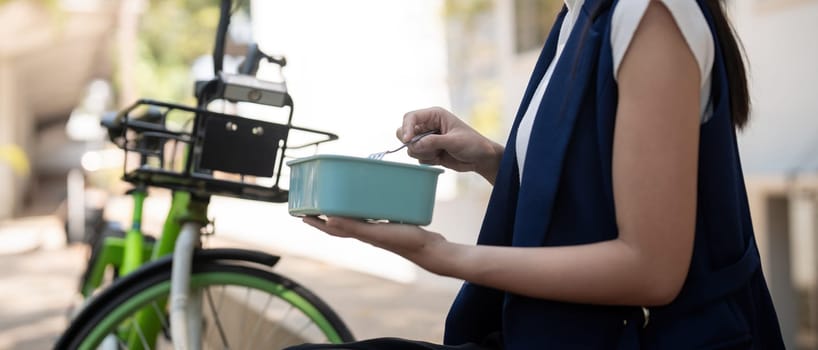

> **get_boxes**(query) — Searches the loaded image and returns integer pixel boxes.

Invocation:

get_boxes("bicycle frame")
[80,180,207,289]
[79,186,209,348]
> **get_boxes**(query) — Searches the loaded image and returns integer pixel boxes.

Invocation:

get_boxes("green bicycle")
[56,1,354,349]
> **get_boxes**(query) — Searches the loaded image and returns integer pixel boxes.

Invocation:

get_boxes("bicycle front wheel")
[58,261,354,349]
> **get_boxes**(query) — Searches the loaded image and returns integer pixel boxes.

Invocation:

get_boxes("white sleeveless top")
[516,0,715,180]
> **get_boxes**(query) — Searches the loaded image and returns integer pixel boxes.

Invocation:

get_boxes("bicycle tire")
[57,260,354,349]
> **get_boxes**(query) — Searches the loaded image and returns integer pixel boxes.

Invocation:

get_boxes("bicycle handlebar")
[100,100,191,147]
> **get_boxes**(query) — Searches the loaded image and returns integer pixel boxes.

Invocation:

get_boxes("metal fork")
[368,129,440,160]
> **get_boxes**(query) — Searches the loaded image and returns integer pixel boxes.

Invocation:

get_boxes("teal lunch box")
[287,155,444,225]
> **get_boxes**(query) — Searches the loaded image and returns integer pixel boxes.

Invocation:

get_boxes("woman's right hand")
[397,107,504,184]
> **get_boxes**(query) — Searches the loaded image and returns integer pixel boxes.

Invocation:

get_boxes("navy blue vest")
[443,1,785,349]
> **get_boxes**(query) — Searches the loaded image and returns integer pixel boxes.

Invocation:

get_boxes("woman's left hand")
[302,216,450,270]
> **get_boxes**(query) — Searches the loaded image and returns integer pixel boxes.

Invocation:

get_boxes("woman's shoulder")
[610,0,714,86]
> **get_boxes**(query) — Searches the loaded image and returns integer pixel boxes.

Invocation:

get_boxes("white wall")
[732,1,818,175]
[251,0,450,158]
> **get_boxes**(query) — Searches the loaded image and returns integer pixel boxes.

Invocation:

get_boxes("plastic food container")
[287,155,444,225]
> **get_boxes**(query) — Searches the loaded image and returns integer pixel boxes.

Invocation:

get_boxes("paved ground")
[0,244,85,349]
[0,216,461,349]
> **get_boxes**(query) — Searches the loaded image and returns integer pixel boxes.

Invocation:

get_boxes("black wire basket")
[106,99,337,203]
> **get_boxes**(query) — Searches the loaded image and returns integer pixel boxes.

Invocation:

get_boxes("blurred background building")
[0,0,115,219]
[0,0,816,349]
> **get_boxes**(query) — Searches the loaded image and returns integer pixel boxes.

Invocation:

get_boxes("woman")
[295,0,785,348]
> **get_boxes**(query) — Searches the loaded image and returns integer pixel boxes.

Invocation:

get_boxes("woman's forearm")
[424,237,689,307]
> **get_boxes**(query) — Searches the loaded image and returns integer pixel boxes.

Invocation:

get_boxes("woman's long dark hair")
[588,0,750,129]
[703,0,750,129]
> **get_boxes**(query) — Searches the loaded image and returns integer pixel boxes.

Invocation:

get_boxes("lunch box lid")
[286,154,444,174]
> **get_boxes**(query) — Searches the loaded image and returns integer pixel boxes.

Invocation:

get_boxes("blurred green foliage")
[443,0,501,138]
[0,0,56,6]
[133,0,221,104]
[513,0,562,52]
[443,0,493,17]
[443,0,492,26]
